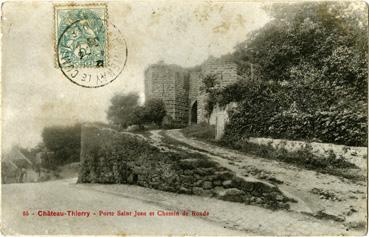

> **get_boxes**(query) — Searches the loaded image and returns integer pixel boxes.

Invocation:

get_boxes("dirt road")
[2,129,366,235]
[2,176,357,236]
[152,129,367,234]
[2,178,245,235]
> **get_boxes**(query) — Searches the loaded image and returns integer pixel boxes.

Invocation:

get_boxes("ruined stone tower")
[144,57,239,126]
[144,62,190,125]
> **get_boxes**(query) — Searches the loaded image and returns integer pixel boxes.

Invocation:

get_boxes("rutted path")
[2,128,366,235]
[148,129,367,234]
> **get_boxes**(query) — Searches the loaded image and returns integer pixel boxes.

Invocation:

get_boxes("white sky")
[2,1,270,151]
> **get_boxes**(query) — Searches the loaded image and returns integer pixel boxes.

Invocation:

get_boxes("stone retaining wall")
[248,138,367,169]
[78,125,293,209]
[211,103,367,169]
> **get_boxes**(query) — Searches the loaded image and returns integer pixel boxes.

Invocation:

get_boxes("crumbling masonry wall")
[144,63,189,125]
[145,58,240,125]
[201,58,239,87]
[78,125,292,209]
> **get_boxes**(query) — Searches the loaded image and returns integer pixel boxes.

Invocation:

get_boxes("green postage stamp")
[53,3,127,88]
[54,4,108,68]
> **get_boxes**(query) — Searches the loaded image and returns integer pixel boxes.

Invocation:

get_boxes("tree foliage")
[216,80,367,146]
[107,93,140,129]
[107,93,167,129]
[200,74,220,117]
[128,106,146,128]
[210,2,367,146]
[233,2,367,101]
[144,98,166,126]
[41,124,81,166]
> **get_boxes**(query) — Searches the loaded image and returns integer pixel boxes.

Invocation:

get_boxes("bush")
[220,137,361,180]
[107,93,167,129]
[161,115,184,129]
[268,110,367,146]
[216,80,367,146]
[213,2,367,147]
[128,106,146,129]
[144,98,166,126]
[107,93,141,129]
[41,124,81,166]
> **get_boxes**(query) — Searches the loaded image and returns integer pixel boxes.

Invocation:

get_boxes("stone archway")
[190,101,198,124]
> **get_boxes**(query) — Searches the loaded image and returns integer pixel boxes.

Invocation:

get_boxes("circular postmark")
[57,14,127,88]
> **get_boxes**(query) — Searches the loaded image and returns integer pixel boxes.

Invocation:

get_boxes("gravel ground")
[2,178,357,235]
[2,129,366,235]
[161,129,367,235]
[2,179,244,235]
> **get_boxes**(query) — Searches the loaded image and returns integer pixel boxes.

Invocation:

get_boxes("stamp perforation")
[53,2,109,68]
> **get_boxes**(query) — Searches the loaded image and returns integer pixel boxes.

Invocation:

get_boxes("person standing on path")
[18,168,27,183]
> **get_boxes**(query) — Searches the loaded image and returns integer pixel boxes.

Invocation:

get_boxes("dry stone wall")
[248,137,367,169]
[78,125,293,210]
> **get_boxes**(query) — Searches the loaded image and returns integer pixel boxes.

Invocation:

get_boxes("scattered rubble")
[79,126,294,210]
[310,188,342,201]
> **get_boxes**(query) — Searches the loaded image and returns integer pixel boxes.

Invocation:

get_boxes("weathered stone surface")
[204,175,217,181]
[179,175,194,184]
[193,187,213,197]
[213,180,222,186]
[179,187,192,194]
[222,180,233,188]
[183,170,194,175]
[214,171,234,181]
[214,186,225,193]
[215,188,245,203]
[144,63,189,125]
[196,167,215,175]
[194,180,203,187]
[178,159,199,169]
[179,159,218,170]
[202,181,213,190]
[78,125,293,210]
[144,58,238,125]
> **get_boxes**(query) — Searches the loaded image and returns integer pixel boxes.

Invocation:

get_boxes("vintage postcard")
[1,0,368,235]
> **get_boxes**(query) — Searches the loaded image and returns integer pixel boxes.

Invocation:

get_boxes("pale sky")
[2,1,270,151]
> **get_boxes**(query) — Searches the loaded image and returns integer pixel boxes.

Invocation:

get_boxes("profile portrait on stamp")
[54,3,127,88]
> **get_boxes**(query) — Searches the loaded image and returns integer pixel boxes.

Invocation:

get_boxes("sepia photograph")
[1,0,368,235]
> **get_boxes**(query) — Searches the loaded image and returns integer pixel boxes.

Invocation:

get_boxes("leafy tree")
[128,106,146,129]
[107,93,140,129]
[107,92,167,129]
[41,124,81,166]
[232,2,367,111]
[200,74,220,119]
[215,2,367,146]
[201,74,219,93]
[143,98,166,126]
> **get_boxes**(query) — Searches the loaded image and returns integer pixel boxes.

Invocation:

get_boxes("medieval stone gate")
[144,57,239,127]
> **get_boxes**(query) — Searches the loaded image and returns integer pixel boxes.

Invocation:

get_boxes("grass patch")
[179,124,363,180]
[159,130,214,155]
[130,129,152,138]
[182,122,216,140]
[219,139,363,180]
